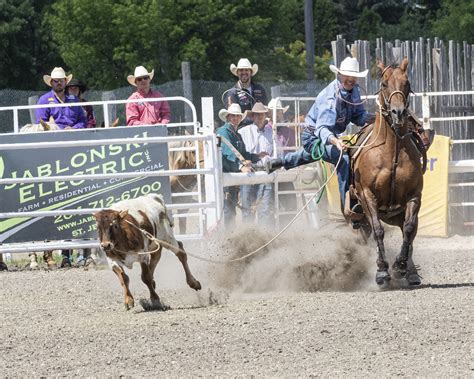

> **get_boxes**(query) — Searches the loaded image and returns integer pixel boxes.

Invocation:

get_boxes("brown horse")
[168,140,204,234]
[353,58,423,286]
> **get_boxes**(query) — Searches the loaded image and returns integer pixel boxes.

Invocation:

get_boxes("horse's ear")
[400,57,409,72]
[377,59,385,74]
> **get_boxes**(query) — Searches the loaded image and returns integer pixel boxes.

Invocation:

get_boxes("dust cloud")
[204,220,375,294]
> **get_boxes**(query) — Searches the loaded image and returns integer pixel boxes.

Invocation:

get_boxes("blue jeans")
[240,183,274,226]
[223,186,239,227]
[282,129,350,208]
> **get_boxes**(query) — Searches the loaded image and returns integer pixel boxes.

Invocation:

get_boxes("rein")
[109,151,344,265]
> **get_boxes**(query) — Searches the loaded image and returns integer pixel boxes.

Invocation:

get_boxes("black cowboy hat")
[65,78,87,93]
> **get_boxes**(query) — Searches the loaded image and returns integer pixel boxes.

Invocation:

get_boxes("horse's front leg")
[361,190,390,286]
[393,197,420,282]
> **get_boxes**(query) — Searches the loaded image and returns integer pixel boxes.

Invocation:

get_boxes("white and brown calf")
[93,194,201,310]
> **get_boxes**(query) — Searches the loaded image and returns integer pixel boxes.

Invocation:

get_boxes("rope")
[115,150,343,265]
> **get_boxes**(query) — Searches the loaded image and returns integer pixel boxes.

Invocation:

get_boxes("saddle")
[343,113,434,221]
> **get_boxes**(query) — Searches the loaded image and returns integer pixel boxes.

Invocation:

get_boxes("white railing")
[0,96,198,133]
[0,97,223,254]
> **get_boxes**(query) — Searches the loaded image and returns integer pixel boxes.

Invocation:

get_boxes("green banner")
[0,126,171,243]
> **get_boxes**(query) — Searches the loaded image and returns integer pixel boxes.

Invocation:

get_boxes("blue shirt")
[36,90,87,129]
[305,79,372,145]
[216,123,259,173]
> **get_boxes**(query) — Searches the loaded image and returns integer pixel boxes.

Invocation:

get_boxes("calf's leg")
[175,241,201,290]
[140,251,161,304]
[111,264,134,310]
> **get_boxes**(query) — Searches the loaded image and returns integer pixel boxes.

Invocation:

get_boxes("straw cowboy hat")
[218,103,248,122]
[43,67,73,87]
[250,102,268,114]
[127,66,155,86]
[230,58,258,76]
[329,57,368,78]
[268,98,289,113]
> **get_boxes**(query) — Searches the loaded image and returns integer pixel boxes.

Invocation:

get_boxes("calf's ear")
[119,210,128,219]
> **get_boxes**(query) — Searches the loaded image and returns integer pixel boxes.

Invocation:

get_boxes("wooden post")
[304,0,315,80]
[182,61,193,130]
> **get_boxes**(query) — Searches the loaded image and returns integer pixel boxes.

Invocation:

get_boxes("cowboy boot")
[265,158,283,174]
[418,128,434,151]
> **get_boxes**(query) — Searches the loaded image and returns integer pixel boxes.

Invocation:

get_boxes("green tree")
[0,0,62,90]
[48,0,301,89]
[432,0,474,42]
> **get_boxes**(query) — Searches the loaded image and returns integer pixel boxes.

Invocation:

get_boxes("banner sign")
[325,135,451,237]
[0,126,171,243]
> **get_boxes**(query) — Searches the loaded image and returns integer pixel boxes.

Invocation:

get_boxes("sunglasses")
[52,79,65,83]
[136,76,150,82]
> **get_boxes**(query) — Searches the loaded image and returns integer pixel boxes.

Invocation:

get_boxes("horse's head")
[377,58,411,125]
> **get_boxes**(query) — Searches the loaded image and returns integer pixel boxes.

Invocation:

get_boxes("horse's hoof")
[0,262,8,271]
[376,270,391,286]
[407,273,422,286]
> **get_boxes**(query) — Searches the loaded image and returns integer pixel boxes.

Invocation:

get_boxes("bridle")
[376,65,412,114]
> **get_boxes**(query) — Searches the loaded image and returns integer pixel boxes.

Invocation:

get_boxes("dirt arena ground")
[0,223,472,377]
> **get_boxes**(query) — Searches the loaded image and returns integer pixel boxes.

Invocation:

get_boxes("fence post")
[28,96,38,124]
[182,61,193,133]
[201,97,222,232]
[271,85,281,99]
[101,91,117,127]
[422,93,431,130]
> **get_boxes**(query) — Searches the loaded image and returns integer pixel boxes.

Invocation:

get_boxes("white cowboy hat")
[250,102,268,114]
[329,57,368,78]
[127,66,155,86]
[43,67,73,87]
[230,58,258,76]
[218,103,248,122]
[267,98,289,113]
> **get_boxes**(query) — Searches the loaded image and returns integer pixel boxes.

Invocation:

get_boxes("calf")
[94,194,201,310]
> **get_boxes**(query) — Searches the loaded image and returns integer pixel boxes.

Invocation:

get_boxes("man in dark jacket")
[223,58,268,126]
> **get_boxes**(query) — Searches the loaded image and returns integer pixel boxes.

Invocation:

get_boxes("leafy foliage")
[0,0,470,90]
[432,0,474,43]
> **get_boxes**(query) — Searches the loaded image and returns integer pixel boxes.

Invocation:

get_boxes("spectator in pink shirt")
[126,66,171,126]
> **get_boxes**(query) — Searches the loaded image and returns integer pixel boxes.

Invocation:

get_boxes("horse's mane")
[168,140,196,170]
[20,121,60,133]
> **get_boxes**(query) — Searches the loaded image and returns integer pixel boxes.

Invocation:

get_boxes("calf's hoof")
[124,297,135,311]
[189,279,201,291]
[375,270,391,286]
[0,262,8,271]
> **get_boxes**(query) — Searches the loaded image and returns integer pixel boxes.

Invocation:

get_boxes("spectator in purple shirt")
[35,67,87,130]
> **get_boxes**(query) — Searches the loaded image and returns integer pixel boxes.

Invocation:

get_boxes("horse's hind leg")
[393,198,421,283]
[361,191,390,285]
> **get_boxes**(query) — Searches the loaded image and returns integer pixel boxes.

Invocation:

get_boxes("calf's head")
[93,209,129,252]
